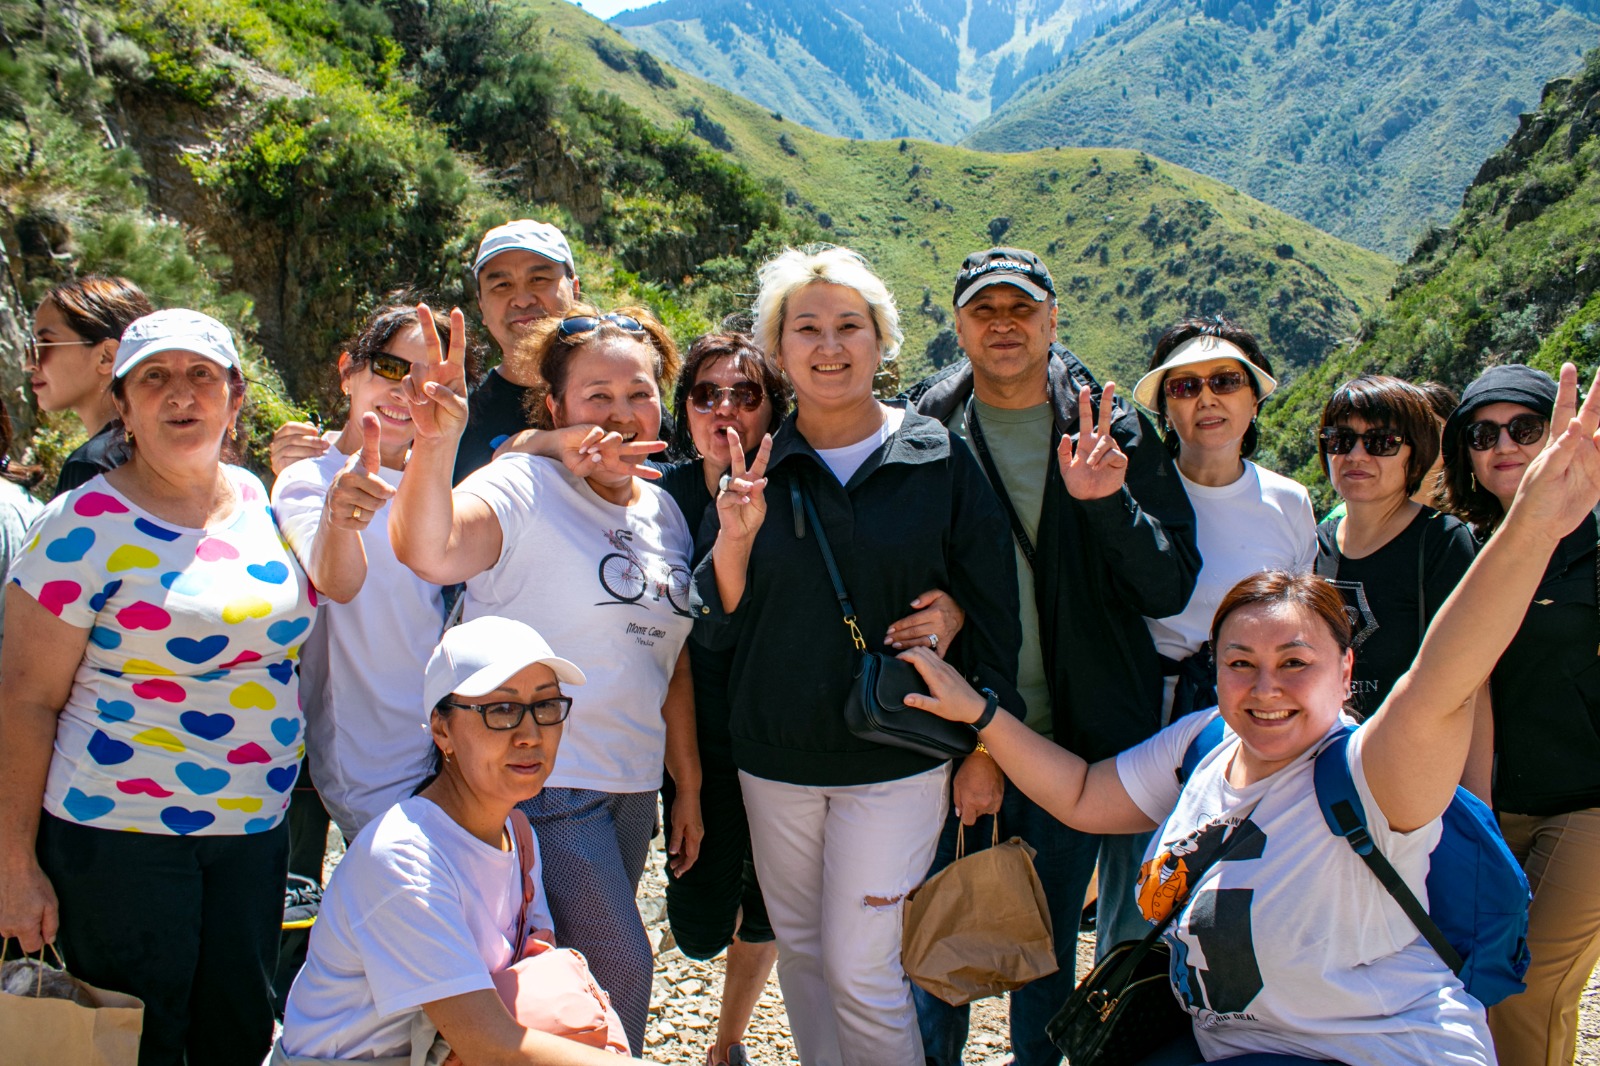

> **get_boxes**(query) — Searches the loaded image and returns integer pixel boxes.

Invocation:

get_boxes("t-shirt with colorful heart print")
[9,467,315,836]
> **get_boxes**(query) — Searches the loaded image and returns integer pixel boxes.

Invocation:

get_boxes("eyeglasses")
[1464,414,1548,451]
[557,314,646,340]
[366,353,413,382]
[688,380,764,413]
[1319,425,1407,457]
[1163,370,1248,400]
[441,696,573,729]
[25,338,91,365]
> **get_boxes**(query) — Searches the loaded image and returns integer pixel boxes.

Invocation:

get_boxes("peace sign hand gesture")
[1057,382,1130,500]
[1506,363,1600,539]
[715,429,772,543]
[402,304,469,443]
[326,413,396,531]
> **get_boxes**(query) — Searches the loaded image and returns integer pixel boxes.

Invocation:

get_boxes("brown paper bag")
[0,953,143,1065]
[902,827,1059,1006]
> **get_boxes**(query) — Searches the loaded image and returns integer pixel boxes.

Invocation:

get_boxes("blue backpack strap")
[1177,710,1227,786]
[1313,731,1466,975]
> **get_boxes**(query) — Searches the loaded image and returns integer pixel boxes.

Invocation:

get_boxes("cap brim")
[115,345,237,379]
[1132,338,1276,412]
[453,654,587,701]
[955,274,1051,307]
[473,245,571,277]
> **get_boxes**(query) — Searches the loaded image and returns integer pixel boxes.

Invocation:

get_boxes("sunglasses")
[1464,414,1548,452]
[689,380,764,413]
[1319,425,1407,457]
[25,338,91,365]
[557,314,646,340]
[441,696,573,730]
[366,353,413,382]
[1163,370,1248,400]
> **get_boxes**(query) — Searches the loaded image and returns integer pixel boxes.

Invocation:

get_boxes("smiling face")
[1161,357,1259,462]
[432,662,565,807]
[686,355,773,466]
[344,323,431,453]
[1215,601,1352,781]
[30,298,113,415]
[114,350,243,465]
[547,337,663,442]
[1327,414,1412,507]
[1467,401,1548,511]
[777,282,881,412]
[953,285,1057,394]
[476,249,578,354]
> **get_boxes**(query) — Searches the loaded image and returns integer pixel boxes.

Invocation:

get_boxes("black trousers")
[38,812,289,1066]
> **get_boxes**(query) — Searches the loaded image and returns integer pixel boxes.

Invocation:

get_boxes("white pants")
[740,764,950,1066]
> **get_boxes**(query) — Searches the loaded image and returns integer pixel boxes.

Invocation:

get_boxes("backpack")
[1179,713,1531,1006]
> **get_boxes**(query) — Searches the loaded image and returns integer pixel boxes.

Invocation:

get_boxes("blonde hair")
[752,245,902,362]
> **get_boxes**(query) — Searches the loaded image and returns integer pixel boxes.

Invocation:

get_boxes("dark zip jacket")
[690,402,1023,787]
[1489,508,1600,817]
[903,347,1201,761]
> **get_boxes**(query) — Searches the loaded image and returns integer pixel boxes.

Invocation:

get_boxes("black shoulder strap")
[964,394,1044,571]
[792,481,866,652]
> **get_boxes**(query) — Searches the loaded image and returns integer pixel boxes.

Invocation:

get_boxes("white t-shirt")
[1146,461,1317,662]
[458,455,694,792]
[1115,712,1493,1066]
[281,797,554,1058]
[272,447,447,838]
[814,405,905,484]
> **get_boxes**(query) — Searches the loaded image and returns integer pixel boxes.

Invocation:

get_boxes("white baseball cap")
[472,219,575,278]
[422,616,586,717]
[1131,335,1277,412]
[115,309,240,378]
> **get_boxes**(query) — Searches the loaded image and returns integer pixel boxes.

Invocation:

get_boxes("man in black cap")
[904,247,1201,1066]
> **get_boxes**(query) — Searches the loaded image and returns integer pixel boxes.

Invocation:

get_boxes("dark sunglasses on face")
[1163,370,1248,400]
[441,696,573,729]
[557,313,646,340]
[1464,414,1548,452]
[366,353,413,382]
[1319,425,1407,457]
[689,380,764,413]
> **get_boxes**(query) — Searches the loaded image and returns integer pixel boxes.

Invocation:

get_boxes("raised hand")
[493,425,666,480]
[884,588,965,658]
[325,413,396,531]
[270,420,330,475]
[402,304,469,442]
[714,429,772,542]
[1504,363,1600,538]
[1057,382,1130,501]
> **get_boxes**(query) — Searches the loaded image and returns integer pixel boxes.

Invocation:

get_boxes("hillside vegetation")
[964,0,1599,258]
[2,0,1392,487]
[1257,49,1600,508]
[611,0,1132,143]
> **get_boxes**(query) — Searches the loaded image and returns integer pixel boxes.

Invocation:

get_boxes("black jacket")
[903,346,1201,761]
[1489,509,1600,817]
[690,402,1023,787]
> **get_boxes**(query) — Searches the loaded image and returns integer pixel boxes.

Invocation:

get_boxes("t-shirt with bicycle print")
[457,454,693,793]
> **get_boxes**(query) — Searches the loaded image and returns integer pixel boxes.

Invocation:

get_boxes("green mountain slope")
[610,0,1132,143]
[964,0,1599,259]
[531,0,1394,386]
[1258,50,1600,509]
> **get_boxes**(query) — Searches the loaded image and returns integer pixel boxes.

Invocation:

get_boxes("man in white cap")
[452,219,580,483]
[903,247,1201,1066]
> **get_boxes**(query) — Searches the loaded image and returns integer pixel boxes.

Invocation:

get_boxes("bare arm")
[425,988,645,1065]
[1363,363,1600,831]
[0,588,91,950]
[299,414,394,603]
[661,646,701,877]
[897,646,1156,835]
[495,425,666,479]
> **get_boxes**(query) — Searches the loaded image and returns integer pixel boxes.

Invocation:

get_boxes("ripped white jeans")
[739,764,951,1066]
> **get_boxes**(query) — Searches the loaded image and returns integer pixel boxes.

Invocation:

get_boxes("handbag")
[1046,806,1262,1066]
[793,483,977,760]
[902,821,1058,1005]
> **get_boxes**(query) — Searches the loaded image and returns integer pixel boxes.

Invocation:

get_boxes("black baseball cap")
[953,248,1056,307]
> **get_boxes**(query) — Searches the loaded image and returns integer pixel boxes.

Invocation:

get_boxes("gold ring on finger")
[352,506,362,521]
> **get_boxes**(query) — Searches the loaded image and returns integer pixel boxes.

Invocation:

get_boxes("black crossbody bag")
[792,482,978,760]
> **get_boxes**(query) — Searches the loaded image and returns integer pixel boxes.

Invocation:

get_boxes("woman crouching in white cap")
[276,617,630,1065]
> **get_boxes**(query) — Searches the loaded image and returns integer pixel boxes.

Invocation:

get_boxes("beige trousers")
[1488,808,1600,1066]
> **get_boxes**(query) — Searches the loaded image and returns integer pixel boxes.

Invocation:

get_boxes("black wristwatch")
[972,687,999,733]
